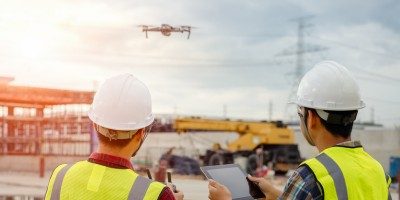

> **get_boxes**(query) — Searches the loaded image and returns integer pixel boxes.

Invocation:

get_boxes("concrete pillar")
[37,107,45,178]
[39,155,45,178]
[1,106,5,154]
[36,107,44,155]
[7,106,14,153]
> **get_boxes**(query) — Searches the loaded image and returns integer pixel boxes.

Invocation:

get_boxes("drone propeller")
[187,29,191,39]
[136,25,152,38]
[177,25,196,39]
[137,24,158,28]
[181,25,197,29]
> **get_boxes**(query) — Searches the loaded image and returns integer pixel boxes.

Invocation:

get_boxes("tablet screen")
[202,164,253,200]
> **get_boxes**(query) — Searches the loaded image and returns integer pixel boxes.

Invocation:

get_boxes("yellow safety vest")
[301,145,391,200]
[45,161,166,200]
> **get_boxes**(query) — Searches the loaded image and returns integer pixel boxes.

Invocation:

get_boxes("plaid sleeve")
[278,166,323,200]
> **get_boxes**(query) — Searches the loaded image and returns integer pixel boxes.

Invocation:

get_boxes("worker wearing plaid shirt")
[232,140,391,200]
[208,61,391,200]
[278,141,385,200]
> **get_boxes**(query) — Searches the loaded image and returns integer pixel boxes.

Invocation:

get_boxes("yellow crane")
[174,117,302,173]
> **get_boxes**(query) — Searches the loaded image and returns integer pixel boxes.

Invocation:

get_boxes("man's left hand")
[208,179,232,200]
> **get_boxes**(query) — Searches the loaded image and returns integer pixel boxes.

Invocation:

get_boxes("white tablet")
[201,164,264,200]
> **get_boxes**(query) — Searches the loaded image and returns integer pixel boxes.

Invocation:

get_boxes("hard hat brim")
[88,109,155,131]
[287,99,365,111]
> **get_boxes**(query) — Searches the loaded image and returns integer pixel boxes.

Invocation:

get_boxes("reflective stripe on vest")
[46,161,165,200]
[50,164,73,200]
[386,174,392,200]
[315,153,348,200]
[128,175,151,200]
[301,146,389,200]
[386,174,391,186]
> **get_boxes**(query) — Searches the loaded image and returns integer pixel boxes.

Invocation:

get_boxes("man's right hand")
[247,175,282,199]
[172,189,184,200]
[168,184,184,200]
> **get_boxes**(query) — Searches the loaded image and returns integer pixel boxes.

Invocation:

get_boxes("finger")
[209,179,216,185]
[208,187,216,200]
[208,182,217,191]
[247,175,261,182]
[167,185,175,191]
[209,179,220,188]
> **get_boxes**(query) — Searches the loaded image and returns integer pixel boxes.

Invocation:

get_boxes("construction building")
[0,77,94,175]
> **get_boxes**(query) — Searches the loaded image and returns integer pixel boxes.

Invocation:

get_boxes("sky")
[0,0,399,127]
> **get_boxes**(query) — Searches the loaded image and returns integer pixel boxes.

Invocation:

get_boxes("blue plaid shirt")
[278,165,323,200]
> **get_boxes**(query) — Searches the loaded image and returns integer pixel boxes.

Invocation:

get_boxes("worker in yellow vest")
[208,61,391,200]
[45,74,184,200]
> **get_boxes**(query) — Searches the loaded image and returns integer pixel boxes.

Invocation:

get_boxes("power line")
[303,36,400,83]
[0,35,285,68]
[308,35,400,61]
[352,67,400,83]
[379,116,400,121]
[0,52,285,68]
[365,97,400,105]
[355,75,399,85]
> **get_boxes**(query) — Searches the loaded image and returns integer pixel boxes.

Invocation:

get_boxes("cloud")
[0,0,399,127]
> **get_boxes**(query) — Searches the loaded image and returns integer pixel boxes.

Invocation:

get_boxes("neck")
[96,131,143,160]
[97,144,133,161]
[316,130,350,152]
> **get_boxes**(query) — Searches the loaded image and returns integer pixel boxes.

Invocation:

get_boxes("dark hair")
[309,109,357,138]
[96,131,133,147]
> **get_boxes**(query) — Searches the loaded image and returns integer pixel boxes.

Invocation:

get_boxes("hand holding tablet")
[202,164,266,200]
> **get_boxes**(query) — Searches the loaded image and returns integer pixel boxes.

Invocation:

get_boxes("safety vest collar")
[334,140,362,148]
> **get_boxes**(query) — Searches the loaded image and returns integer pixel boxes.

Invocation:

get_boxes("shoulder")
[45,163,74,200]
[149,180,168,190]
[279,166,323,200]
[47,162,79,185]
[49,163,74,179]
[133,175,168,199]
[158,187,175,200]
[146,180,171,200]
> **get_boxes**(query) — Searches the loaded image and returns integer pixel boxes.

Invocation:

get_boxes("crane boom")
[174,117,296,152]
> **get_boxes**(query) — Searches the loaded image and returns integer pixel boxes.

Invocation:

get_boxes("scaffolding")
[0,79,95,157]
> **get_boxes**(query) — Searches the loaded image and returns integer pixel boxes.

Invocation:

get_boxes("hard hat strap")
[131,124,152,157]
[297,106,315,146]
[94,124,138,140]
[93,123,152,157]
[315,110,357,125]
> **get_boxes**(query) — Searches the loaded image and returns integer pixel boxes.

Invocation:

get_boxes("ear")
[307,110,318,129]
[133,128,145,141]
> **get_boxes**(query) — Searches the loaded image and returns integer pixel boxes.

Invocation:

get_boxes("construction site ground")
[0,171,398,200]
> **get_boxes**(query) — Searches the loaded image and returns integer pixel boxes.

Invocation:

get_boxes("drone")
[139,24,193,39]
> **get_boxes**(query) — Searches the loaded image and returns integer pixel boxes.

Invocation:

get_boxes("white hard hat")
[292,61,365,111]
[88,74,154,131]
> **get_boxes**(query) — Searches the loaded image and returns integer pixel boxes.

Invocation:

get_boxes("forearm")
[265,186,282,200]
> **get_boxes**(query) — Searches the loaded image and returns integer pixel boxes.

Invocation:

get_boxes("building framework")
[0,79,94,157]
